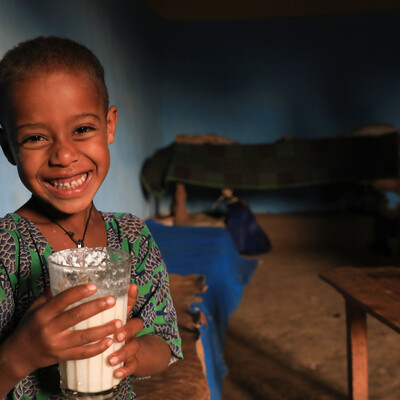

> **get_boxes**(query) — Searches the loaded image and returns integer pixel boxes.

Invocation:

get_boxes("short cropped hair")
[0,36,109,126]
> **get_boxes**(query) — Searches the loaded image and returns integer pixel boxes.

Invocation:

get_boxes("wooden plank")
[320,267,400,334]
[346,300,368,400]
[135,274,210,400]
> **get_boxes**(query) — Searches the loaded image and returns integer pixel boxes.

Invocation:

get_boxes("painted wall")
[2,6,400,217]
[0,0,162,218]
[161,12,400,143]
[158,11,400,212]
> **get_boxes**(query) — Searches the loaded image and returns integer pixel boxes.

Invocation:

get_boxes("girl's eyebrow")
[16,122,46,131]
[16,113,101,131]
[73,113,101,121]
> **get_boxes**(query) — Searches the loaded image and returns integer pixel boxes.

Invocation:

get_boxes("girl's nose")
[48,139,79,167]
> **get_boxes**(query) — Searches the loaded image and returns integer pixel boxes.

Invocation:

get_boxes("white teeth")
[51,174,87,190]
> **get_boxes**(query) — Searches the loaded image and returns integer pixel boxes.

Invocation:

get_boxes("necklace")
[51,203,94,248]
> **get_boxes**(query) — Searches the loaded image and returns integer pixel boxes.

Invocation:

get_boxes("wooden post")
[173,183,189,225]
[346,300,368,400]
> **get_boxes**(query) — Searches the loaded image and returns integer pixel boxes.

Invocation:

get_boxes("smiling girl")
[0,36,182,399]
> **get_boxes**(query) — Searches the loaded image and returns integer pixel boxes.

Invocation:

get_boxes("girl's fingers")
[113,358,139,380]
[66,319,123,348]
[29,290,53,310]
[18,286,99,336]
[61,336,114,362]
[28,284,140,366]
[127,284,138,314]
[53,295,116,331]
[45,284,99,316]
[114,317,143,343]
[108,339,140,373]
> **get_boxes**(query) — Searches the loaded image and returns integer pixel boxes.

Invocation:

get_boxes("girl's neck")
[15,196,107,252]
[17,196,92,227]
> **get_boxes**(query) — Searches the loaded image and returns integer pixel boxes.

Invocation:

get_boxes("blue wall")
[158,12,400,213]
[1,5,400,216]
[0,0,163,218]
[160,12,400,144]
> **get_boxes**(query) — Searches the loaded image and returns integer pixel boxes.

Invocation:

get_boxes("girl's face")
[2,71,117,215]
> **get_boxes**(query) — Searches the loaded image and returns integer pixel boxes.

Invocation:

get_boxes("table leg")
[346,300,368,400]
[173,183,189,225]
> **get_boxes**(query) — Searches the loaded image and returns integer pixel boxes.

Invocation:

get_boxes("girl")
[0,36,182,399]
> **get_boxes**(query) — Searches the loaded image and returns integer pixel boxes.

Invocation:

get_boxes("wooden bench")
[135,273,210,399]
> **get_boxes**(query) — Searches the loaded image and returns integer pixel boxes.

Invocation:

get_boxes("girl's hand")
[108,284,143,379]
[9,284,120,380]
[108,284,171,379]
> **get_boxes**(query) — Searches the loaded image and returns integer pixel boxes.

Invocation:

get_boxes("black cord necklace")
[51,203,94,248]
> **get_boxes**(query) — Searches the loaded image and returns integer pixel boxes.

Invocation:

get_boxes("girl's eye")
[20,135,47,148]
[24,135,44,143]
[75,126,94,135]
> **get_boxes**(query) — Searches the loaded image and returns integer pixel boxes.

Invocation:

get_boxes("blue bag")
[225,199,271,255]
[213,192,271,255]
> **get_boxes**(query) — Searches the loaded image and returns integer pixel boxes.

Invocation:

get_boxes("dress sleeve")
[129,223,183,363]
[0,229,17,341]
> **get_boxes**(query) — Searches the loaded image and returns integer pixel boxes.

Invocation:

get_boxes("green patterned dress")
[0,212,182,400]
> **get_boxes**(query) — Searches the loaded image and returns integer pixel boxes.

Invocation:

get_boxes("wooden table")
[320,266,400,400]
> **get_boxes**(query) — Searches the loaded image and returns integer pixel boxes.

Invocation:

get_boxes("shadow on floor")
[223,330,347,400]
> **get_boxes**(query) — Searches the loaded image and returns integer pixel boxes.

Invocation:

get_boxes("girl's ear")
[106,106,118,145]
[0,128,17,165]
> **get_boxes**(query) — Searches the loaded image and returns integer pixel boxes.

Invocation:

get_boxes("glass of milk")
[48,247,132,399]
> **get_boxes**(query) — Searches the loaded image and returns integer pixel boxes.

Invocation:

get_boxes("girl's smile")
[45,171,92,195]
[48,172,88,191]
[2,70,117,215]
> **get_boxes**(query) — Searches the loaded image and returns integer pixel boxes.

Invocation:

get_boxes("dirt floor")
[221,212,400,400]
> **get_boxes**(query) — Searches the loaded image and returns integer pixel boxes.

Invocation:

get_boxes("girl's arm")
[0,340,26,398]
[134,334,172,376]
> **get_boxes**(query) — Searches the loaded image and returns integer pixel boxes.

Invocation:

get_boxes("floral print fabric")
[0,212,182,400]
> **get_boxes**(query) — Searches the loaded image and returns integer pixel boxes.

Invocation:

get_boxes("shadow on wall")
[160,12,400,144]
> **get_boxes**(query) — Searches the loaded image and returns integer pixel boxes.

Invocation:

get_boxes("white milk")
[59,294,128,394]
